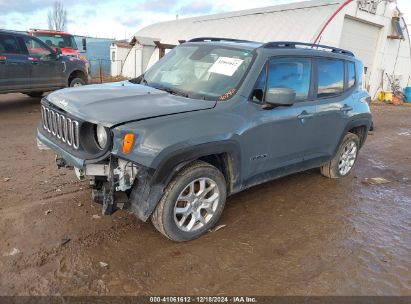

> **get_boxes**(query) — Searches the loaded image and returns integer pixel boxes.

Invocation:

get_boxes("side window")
[267,57,311,101]
[251,64,267,103]
[317,59,344,98]
[347,62,356,89]
[0,34,22,54]
[22,37,51,58]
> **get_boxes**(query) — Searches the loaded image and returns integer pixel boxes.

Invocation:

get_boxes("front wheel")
[320,133,360,178]
[151,161,227,242]
[69,77,86,87]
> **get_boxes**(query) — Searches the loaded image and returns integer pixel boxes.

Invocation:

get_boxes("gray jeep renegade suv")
[37,38,372,241]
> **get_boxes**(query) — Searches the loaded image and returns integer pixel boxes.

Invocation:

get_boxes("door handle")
[298,112,315,120]
[341,105,353,112]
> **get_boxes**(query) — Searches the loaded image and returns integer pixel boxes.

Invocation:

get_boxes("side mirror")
[264,87,296,107]
[55,47,62,58]
[82,38,87,52]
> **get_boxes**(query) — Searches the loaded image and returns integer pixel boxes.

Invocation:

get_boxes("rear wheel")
[320,133,360,178]
[69,77,86,87]
[151,161,227,242]
[25,92,43,98]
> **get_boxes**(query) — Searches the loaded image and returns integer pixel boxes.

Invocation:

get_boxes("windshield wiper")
[141,74,148,85]
[129,74,148,85]
[155,86,189,98]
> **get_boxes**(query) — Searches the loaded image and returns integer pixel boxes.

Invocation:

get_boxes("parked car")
[36,38,372,241]
[0,30,89,97]
[28,29,89,65]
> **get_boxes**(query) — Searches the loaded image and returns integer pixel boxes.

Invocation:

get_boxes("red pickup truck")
[28,29,88,66]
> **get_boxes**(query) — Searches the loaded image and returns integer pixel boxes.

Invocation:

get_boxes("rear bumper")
[36,129,85,168]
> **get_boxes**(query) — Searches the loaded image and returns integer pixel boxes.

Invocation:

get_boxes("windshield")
[33,33,78,50]
[134,44,254,100]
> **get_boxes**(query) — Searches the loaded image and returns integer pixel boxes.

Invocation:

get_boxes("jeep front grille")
[41,105,80,149]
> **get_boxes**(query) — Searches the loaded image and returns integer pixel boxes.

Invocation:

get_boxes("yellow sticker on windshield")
[219,88,236,101]
[208,57,244,76]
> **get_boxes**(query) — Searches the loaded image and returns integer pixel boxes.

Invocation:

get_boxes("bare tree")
[47,1,67,31]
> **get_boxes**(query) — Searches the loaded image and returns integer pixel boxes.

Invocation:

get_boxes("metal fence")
[88,58,127,83]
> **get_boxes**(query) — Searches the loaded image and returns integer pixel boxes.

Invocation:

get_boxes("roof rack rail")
[29,28,64,32]
[262,41,354,57]
[188,37,256,44]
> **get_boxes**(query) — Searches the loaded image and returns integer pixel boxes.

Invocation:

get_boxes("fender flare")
[129,140,242,221]
[151,140,241,186]
[333,114,372,156]
[66,69,88,86]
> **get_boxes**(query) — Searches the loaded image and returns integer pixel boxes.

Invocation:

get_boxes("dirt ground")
[0,93,410,296]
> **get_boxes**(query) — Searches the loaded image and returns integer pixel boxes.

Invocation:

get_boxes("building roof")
[112,40,132,48]
[131,35,160,46]
[134,0,343,45]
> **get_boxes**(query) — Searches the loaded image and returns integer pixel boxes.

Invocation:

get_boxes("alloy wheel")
[338,140,357,175]
[173,178,220,232]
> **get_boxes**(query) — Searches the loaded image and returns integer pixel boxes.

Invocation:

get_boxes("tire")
[320,133,360,178]
[26,92,43,98]
[69,77,86,87]
[151,161,227,242]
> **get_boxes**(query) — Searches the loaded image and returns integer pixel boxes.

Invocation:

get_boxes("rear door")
[21,36,65,89]
[309,58,352,162]
[0,33,31,91]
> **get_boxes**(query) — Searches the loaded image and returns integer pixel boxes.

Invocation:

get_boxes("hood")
[46,81,217,127]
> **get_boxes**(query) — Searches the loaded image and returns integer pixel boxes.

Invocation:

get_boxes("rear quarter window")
[0,34,22,54]
[317,59,344,98]
[347,61,356,89]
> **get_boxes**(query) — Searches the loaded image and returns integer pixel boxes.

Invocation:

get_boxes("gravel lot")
[0,93,410,296]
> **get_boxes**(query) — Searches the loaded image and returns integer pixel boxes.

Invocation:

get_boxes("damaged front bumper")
[74,157,138,214]
[37,130,85,168]
[37,129,163,221]
[37,129,138,214]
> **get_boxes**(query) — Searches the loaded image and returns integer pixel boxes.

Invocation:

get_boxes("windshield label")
[208,57,244,76]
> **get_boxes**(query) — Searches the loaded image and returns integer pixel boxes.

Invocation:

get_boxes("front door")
[0,33,31,91]
[21,36,65,90]
[242,57,317,184]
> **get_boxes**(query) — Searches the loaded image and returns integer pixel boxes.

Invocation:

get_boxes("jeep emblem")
[58,99,68,107]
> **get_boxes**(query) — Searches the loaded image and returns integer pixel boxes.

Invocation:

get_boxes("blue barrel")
[404,87,411,102]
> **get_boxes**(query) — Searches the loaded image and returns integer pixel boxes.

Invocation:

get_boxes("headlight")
[96,124,108,149]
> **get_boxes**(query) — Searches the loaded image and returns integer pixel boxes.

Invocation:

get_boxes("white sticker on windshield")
[208,57,244,76]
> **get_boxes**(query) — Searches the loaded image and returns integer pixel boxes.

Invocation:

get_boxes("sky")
[0,0,410,39]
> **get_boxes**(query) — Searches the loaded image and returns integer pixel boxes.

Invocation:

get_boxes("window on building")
[112,51,115,62]
[347,62,356,89]
[317,59,344,98]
